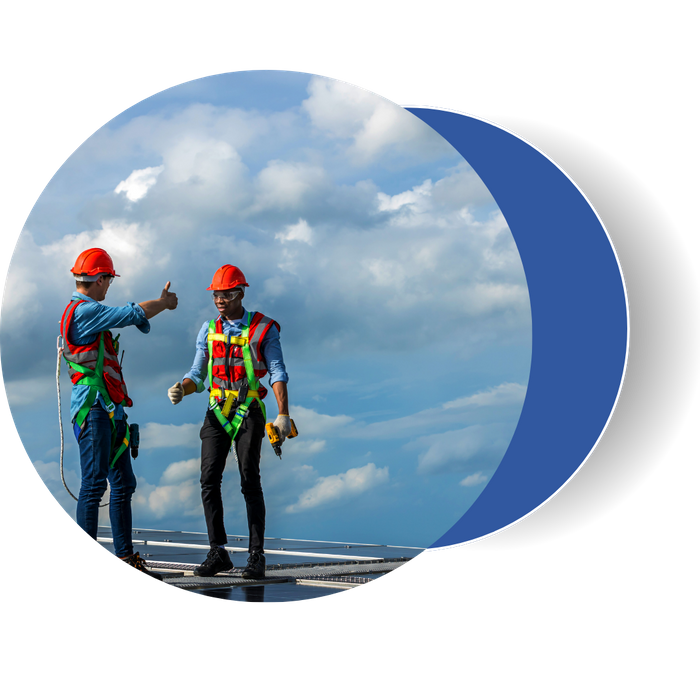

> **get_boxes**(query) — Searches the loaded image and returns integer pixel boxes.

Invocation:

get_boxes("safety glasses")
[212,290,241,301]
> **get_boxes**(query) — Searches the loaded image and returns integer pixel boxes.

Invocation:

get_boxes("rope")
[57,336,108,507]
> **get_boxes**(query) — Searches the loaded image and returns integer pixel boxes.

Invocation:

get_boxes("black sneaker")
[194,546,233,577]
[123,552,163,581]
[241,552,266,579]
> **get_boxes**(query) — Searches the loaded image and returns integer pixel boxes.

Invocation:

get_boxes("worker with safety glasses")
[168,264,291,579]
[60,248,178,579]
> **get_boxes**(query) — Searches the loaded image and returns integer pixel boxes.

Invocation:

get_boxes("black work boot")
[194,546,233,577]
[123,552,163,581]
[241,552,266,579]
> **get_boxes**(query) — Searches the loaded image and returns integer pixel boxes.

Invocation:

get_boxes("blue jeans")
[76,406,136,558]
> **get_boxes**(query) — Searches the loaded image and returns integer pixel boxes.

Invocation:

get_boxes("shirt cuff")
[129,302,151,334]
[183,373,206,393]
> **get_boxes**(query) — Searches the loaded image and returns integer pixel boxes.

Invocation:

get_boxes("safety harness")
[60,299,132,468]
[207,311,278,441]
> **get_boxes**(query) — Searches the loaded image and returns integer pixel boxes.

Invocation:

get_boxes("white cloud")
[275,218,314,245]
[2,218,170,335]
[285,462,389,513]
[412,424,512,476]
[363,258,408,288]
[289,404,354,437]
[37,455,111,527]
[253,161,327,210]
[131,457,202,520]
[302,76,380,139]
[148,135,251,216]
[261,275,287,298]
[140,422,201,449]
[416,426,488,474]
[302,76,450,163]
[348,383,528,441]
[4,77,531,538]
[32,459,83,514]
[5,375,56,407]
[460,472,489,487]
[377,179,433,213]
[442,383,528,410]
[30,220,164,306]
[159,458,200,485]
[143,479,201,519]
[35,453,205,524]
[162,137,239,185]
[283,438,326,456]
[2,232,44,326]
[351,100,430,163]
[115,165,164,202]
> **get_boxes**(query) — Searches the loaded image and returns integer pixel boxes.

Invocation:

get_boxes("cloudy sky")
[1,71,531,547]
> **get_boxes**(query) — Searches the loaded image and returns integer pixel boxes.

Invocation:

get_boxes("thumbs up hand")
[161,281,178,310]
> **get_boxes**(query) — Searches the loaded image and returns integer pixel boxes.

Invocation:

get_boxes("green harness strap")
[64,331,130,468]
[207,313,267,441]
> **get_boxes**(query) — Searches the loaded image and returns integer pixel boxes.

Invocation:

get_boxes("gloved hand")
[273,414,292,442]
[168,382,184,405]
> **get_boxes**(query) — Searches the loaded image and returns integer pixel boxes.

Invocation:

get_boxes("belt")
[210,388,260,400]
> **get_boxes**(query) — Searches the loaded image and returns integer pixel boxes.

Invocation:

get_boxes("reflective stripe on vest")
[206,311,279,439]
[207,311,279,398]
[59,299,133,468]
[60,299,132,409]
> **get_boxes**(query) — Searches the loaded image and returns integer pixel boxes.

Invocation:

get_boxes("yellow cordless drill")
[266,418,298,459]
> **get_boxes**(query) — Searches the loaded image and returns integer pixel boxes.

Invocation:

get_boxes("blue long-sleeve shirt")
[183,308,289,396]
[65,292,150,422]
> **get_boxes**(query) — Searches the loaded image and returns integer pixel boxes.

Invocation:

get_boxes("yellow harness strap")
[207,333,248,346]
[210,388,261,417]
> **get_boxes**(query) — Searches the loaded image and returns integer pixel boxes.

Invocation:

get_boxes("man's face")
[94,275,113,301]
[213,287,244,318]
[78,274,112,301]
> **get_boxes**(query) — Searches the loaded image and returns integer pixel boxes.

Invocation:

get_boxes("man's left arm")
[261,327,292,439]
[271,380,289,416]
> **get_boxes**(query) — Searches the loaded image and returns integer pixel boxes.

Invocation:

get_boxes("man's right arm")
[180,378,198,396]
[169,322,209,404]
[138,282,178,319]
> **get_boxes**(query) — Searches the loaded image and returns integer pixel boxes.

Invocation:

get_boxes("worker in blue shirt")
[61,248,178,579]
[178,316,289,395]
[168,264,291,579]
[66,299,148,425]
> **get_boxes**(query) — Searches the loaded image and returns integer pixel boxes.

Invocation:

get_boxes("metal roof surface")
[98,526,423,602]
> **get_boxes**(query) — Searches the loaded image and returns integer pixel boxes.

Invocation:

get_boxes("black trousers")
[200,402,266,553]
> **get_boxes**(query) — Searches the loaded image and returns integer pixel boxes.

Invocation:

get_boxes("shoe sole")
[193,564,233,577]
[241,571,266,579]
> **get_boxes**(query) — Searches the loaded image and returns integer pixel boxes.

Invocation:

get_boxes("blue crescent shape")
[407,108,629,548]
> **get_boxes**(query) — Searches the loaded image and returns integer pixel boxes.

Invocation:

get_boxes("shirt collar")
[219,307,248,326]
[72,292,100,303]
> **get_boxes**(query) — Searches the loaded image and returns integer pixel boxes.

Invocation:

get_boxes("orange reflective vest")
[60,300,133,466]
[207,311,279,439]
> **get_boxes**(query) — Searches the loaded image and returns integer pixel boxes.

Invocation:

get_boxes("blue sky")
[1,71,531,547]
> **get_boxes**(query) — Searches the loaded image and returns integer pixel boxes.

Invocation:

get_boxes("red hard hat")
[207,265,249,290]
[71,248,119,277]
